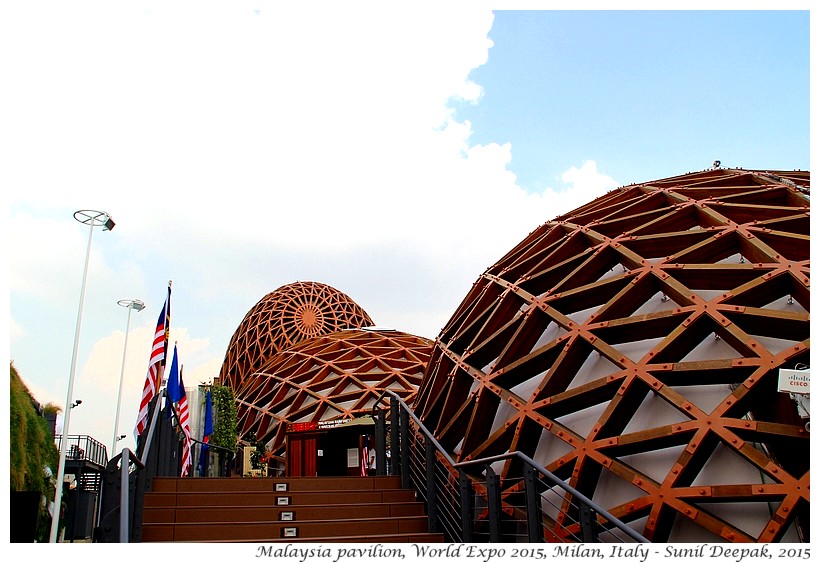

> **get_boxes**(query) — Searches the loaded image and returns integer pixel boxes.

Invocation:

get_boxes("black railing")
[97,385,649,543]
[54,434,108,541]
[373,390,648,544]
[55,434,108,468]
[96,391,170,542]
[95,390,237,542]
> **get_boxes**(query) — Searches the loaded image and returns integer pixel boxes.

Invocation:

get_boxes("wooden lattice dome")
[219,281,373,391]
[413,168,810,542]
[235,328,433,455]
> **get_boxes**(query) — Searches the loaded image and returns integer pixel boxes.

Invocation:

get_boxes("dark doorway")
[286,418,375,477]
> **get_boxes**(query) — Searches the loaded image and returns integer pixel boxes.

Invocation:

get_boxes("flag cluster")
[133,283,200,478]
[134,285,170,439]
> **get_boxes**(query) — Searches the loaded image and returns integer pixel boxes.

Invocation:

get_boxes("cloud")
[7,2,624,451]
[555,159,620,215]
[9,213,88,305]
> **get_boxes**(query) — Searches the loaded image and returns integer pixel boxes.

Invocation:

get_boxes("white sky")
[4,1,812,462]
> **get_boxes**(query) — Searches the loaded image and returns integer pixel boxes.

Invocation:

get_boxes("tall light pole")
[112,299,145,455]
[49,210,115,543]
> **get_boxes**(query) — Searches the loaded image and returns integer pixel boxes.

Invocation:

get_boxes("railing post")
[375,409,387,476]
[579,504,599,543]
[459,470,473,543]
[486,464,502,542]
[425,437,438,533]
[524,464,541,542]
[131,465,146,542]
[399,407,410,489]
[390,397,399,477]
[119,449,130,543]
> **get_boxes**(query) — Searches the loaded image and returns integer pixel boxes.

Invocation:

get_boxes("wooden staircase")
[141,475,445,543]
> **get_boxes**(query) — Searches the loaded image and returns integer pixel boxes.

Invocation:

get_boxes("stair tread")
[145,501,422,510]
[143,514,428,526]
[150,476,405,493]
[146,487,410,495]
[172,532,446,543]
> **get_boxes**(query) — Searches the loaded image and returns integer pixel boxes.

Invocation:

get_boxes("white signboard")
[347,448,359,468]
[318,419,350,429]
[778,368,810,394]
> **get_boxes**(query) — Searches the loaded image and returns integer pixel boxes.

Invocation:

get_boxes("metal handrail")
[98,391,178,542]
[454,451,648,543]
[373,389,457,466]
[373,388,649,543]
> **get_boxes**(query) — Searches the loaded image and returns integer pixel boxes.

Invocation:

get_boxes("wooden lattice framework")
[235,328,433,455]
[219,281,373,390]
[414,169,810,542]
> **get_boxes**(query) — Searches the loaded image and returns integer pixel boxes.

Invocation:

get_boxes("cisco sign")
[778,368,810,394]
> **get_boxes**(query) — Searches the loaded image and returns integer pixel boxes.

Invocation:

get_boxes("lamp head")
[119,299,146,311]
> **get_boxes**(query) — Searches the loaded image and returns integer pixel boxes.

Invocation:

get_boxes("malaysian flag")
[134,283,171,439]
[166,344,192,476]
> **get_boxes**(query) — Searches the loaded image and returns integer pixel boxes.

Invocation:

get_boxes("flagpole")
[157,280,172,394]
[50,210,114,543]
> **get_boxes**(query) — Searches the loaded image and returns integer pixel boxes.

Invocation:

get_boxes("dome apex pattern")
[219,281,373,390]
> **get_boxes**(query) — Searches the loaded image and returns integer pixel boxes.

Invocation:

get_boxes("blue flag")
[198,389,213,475]
[165,344,181,418]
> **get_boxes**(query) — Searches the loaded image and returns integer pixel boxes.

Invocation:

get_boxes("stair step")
[144,488,417,507]
[144,501,425,523]
[142,515,431,542]
[150,475,403,493]
[141,475,434,543]
[271,532,446,543]
[172,532,446,543]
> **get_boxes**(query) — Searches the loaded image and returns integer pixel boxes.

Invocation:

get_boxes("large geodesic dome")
[219,281,373,390]
[413,168,809,542]
[235,328,433,455]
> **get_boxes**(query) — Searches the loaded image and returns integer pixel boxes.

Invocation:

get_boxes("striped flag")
[167,344,192,476]
[134,284,171,439]
[360,434,369,477]
[177,375,192,476]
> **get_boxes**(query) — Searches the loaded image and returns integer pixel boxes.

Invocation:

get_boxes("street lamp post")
[112,299,145,455]
[49,210,115,543]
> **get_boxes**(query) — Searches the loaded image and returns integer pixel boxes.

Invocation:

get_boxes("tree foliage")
[10,362,59,542]
[208,382,238,452]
